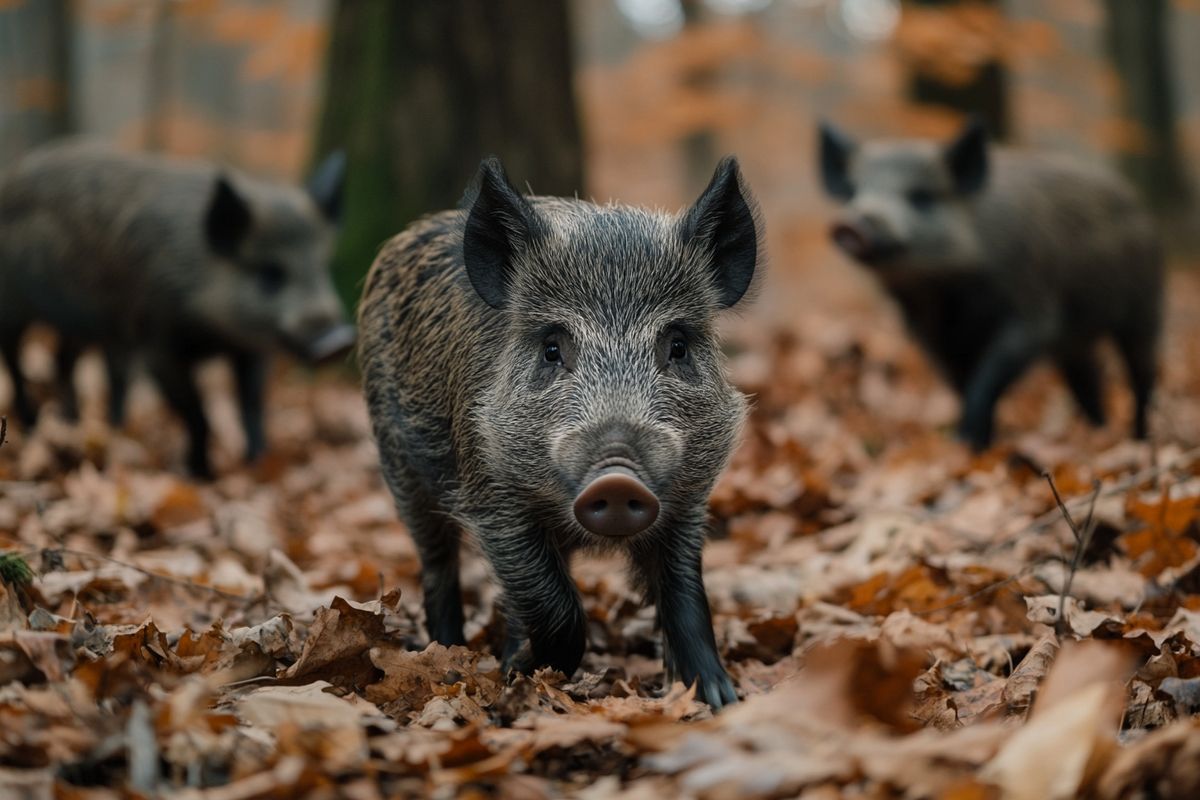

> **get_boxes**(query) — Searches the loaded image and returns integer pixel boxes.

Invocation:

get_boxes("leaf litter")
[0,273,1199,797]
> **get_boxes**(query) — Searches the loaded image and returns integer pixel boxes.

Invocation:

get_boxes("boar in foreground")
[819,120,1163,448]
[0,140,354,477]
[359,156,761,708]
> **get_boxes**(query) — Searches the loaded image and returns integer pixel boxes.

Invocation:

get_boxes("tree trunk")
[905,0,1010,140]
[1103,0,1190,213]
[314,0,586,311]
[0,0,73,162]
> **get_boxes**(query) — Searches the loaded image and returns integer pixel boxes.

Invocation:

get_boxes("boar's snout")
[573,466,660,538]
[299,322,357,363]
[830,214,901,264]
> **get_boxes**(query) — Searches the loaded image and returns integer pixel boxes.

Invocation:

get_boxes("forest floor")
[1,269,1200,799]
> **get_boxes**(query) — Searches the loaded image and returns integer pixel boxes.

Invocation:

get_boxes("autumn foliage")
[0,265,1197,796]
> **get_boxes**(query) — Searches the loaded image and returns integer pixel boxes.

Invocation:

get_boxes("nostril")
[628,499,644,513]
[590,500,608,513]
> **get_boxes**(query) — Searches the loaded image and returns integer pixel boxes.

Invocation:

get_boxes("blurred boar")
[359,156,761,708]
[818,120,1163,448]
[0,140,354,477]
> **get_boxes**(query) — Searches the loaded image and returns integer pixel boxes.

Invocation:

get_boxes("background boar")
[0,140,354,477]
[358,156,761,708]
[818,119,1164,449]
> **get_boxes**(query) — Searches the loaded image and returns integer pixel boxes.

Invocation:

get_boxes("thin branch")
[29,547,262,605]
[1042,473,1102,636]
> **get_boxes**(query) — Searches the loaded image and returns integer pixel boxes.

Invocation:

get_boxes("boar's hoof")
[573,467,659,537]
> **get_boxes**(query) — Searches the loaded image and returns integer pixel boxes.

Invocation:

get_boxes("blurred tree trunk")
[1103,0,1190,213]
[680,0,717,197]
[0,0,73,162]
[314,0,585,311]
[904,0,1010,140]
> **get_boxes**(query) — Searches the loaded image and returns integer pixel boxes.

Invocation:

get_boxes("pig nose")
[831,221,871,259]
[573,467,659,538]
[830,214,896,262]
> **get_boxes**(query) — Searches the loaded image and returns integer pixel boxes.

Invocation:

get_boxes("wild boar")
[358,156,762,708]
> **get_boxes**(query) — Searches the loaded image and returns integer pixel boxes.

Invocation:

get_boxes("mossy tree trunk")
[314,0,586,312]
[1103,0,1190,214]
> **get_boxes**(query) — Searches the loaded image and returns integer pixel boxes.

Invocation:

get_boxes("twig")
[1043,473,1101,636]
[29,547,262,605]
[912,563,1041,617]
[0,416,6,449]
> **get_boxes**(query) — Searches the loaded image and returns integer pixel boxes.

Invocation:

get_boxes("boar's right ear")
[307,150,346,223]
[818,121,856,200]
[205,174,253,258]
[945,117,989,194]
[461,157,545,308]
[680,156,760,309]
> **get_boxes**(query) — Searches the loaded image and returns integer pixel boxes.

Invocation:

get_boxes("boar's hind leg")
[1116,330,1157,440]
[0,326,35,428]
[148,354,212,478]
[483,530,586,678]
[632,529,737,710]
[103,346,130,428]
[959,323,1047,450]
[232,352,267,462]
[55,339,82,422]
[1056,348,1106,427]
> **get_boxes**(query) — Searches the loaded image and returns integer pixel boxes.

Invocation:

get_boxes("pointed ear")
[945,117,989,194]
[679,156,761,309]
[307,150,346,223]
[819,120,857,200]
[205,175,252,257]
[461,157,544,308]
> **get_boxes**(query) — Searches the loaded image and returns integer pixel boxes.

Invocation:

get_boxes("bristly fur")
[0,138,347,476]
[819,121,1163,448]
[359,156,762,709]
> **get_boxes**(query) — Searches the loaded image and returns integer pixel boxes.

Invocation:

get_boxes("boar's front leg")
[483,528,587,679]
[632,526,737,710]
[148,352,211,478]
[0,326,36,428]
[958,321,1049,450]
[231,351,267,462]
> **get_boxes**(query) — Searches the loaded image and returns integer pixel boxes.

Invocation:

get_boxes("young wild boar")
[818,120,1163,448]
[0,140,354,477]
[359,156,761,708]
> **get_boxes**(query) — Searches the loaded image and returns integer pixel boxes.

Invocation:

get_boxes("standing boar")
[818,120,1163,448]
[0,140,354,477]
[358,156,761,708]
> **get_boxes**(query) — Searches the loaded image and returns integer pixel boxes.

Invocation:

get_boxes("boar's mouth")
[283,323,357,364]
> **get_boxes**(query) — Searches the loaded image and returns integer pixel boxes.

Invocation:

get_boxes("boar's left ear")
[818,120,857,200]
[461,157,546,309]
[680,156,760,309]
[945,118,989,195]
[205,174,253,258]
[307,150,346,223]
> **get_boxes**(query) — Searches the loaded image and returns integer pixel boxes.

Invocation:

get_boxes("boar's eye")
[543,342,563,365]
[669,338,688,362]
[256,262,287,295]
[907,188,937,212]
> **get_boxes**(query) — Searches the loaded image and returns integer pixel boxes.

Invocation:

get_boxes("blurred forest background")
[2,0,1199,320]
